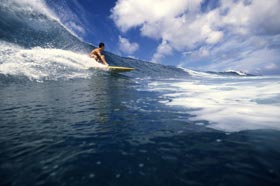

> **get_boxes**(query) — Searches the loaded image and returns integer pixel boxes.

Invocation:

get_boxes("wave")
[0,0,191,81]
[0,41,108,82]
[206,70,256,77]
[0,0,101,82]
[180,68,256,80]
[181,68,220,78]
[0,0,256,82]
[0,0,90,51]
[147,76,280,132]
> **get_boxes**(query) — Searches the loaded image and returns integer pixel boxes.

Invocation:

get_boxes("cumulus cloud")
[118,36,139,54]
[221,0,280,35]
[193,47,210,59]
[111,0,280,74]
[110,0,223,62]
[152,40,173,63]
[110,0,199,32]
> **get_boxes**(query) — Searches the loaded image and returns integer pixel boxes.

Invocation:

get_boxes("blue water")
[1,1,280,186]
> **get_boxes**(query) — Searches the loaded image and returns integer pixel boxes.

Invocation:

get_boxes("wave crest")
[0,0,89,51]
[0,41,106,81]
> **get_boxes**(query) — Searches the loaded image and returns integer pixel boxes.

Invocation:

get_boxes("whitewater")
[1,1,280,186]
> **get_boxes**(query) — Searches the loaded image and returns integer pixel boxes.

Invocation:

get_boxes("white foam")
[180,68,220,78]
[224,70,247,76]
[148,77,280,132]
[0,41,107,81]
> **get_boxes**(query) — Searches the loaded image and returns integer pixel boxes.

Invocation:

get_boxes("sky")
[46,0,280,75]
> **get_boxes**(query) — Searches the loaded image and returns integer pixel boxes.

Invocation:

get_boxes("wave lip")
[206,70,256,77]
[180,67,257,78]
[0,0,89,51]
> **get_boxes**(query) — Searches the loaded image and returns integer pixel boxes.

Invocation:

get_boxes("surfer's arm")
[96,51,109,66]
[95,50,102,59]
[89,49,108,66]
[89,50,95,57]
[100,55,109,66]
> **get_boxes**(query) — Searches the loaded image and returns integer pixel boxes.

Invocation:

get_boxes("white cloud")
[195,47,210,58]
[118,36,139,54]
[152,40,173,63]
[110,0,222,62]
[110,0,200,32]
[111,0,280,74]
[207,31,224,44]
[222,0,280,35]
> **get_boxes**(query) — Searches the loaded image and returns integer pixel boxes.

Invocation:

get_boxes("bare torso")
[89,48,109,66]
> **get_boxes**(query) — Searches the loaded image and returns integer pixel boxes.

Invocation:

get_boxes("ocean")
[1,1,280,186]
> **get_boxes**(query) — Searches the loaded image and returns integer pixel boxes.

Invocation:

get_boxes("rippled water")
[1,1,280,185]
[1,74,280,186]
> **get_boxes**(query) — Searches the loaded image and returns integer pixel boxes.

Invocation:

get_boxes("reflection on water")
[0,75,280,186]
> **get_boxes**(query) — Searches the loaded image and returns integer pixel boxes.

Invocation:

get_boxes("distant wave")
[206,70,256,77]
[180,68,256,79]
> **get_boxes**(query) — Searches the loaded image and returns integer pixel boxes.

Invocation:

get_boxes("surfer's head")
[99,42,105,50]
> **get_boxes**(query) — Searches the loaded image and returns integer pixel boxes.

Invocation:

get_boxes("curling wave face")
[1,0,256,82]
[0,0,89,51]
[0,0,192,81]
[0,0,106,81]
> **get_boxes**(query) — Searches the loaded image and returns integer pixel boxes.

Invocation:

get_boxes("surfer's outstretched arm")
[100,55,109,66]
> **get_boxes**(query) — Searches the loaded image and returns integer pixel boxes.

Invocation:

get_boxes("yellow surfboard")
[108,66,135,73]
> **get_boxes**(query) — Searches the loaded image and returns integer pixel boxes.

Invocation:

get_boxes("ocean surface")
[1,1,280,186]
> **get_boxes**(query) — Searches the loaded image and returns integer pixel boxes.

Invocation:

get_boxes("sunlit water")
[1,74,280,186]
[1,0,280,185]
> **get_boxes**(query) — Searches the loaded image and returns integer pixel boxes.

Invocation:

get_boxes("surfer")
[89,42,109,66]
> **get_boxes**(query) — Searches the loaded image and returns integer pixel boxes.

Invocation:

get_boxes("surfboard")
[108,66,135,73]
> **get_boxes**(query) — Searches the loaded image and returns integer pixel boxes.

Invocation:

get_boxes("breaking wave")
[0,0,256,82]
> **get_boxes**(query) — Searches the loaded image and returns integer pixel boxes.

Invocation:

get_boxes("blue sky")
[46,0,280,75]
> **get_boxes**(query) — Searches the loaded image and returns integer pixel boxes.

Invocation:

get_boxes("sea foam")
[0,41,107,81]
[148,77,280,132]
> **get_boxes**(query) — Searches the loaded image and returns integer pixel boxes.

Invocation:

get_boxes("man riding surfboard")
[89,42,109,66]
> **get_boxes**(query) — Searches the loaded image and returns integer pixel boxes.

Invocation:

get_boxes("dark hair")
[99,42,105,48]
